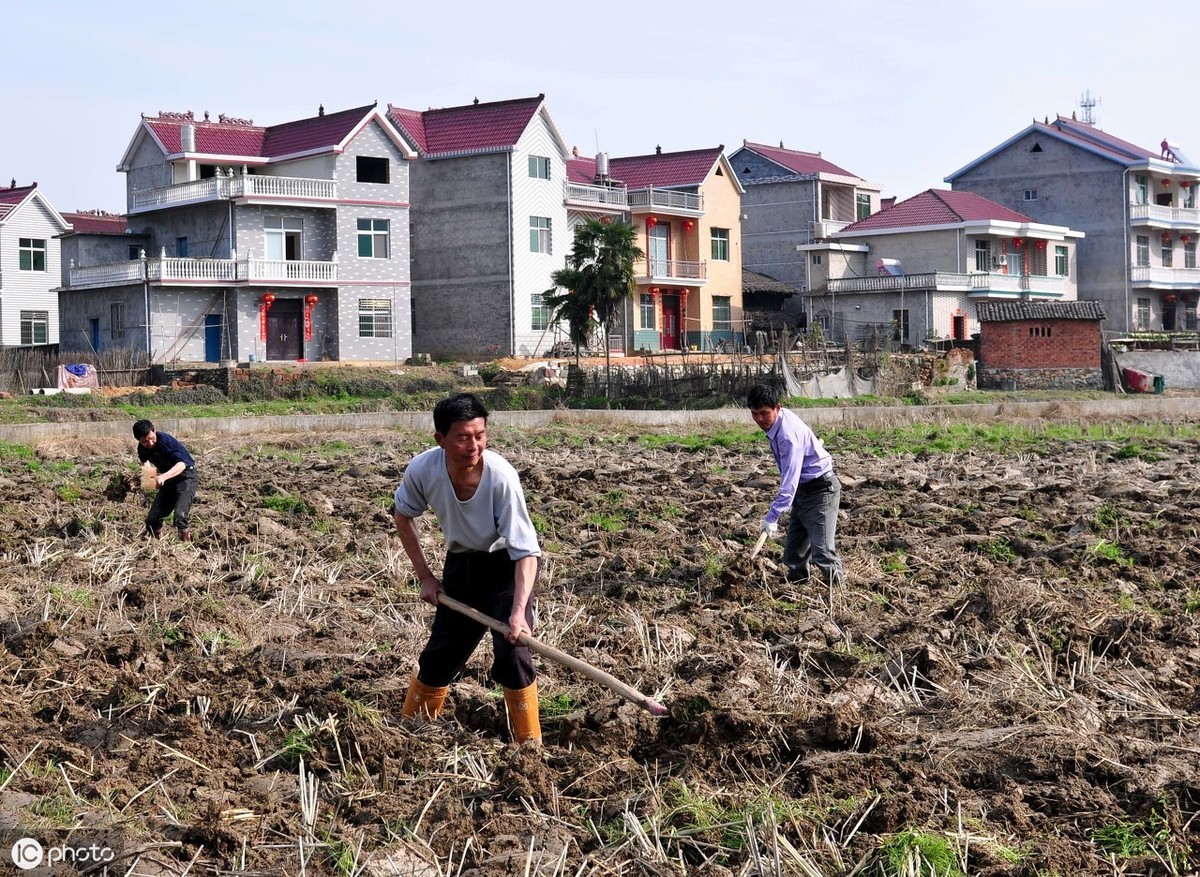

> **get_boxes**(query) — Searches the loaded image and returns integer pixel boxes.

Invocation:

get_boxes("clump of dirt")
[0,417,1197,875]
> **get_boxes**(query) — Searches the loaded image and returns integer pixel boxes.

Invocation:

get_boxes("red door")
[661,294,680,350]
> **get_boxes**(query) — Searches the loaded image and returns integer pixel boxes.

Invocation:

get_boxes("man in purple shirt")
[748,384,844,587]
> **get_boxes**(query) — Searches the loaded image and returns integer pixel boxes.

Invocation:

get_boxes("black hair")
[433,393,489,435]
[133,419,154,440]
[747,384,779,410]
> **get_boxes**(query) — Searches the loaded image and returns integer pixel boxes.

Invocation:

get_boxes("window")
[20,311,49,345]
[1023,189,1038,201]
[710,228,729,261]
[110,302,126,339]
[975,239,991,272]
[1186,302,1198,331]
[265,216,304,260]
[1184,185,1196,209]
[1186,241,1197,269]
[1162,240,1174,268]
[892,309,909,343]
[1136,235,1150,267]
[1055,245,1069,277]
[640,294,655,330]
[1136,297,1151,330]
[856,193,871,220]
[810,253,822,266]
[531,293,550,331]
[528,156,550,180]
[1134,175,1149,205]
[358,299,392,337]
[357,219,390,258]
[712,296,731,332]
[176,237,188,257]
[356,156,390,184]
[18,238,46,271]
[529,216,551,254]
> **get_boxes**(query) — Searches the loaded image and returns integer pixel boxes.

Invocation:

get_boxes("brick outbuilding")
[976,300,1107,389]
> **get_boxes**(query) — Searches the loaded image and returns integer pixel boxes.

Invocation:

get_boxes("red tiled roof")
[61,211,131,235]
[0,183,37,221]
[607,147,723,189]
[567,156,597,184]
[387,95,543,157]
[1049,117,1159,163]
[839,189,1032,233]
[740,141,860,178]
[262,104,377,156]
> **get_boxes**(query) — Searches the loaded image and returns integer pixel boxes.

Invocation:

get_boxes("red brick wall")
[980,320,1101,369]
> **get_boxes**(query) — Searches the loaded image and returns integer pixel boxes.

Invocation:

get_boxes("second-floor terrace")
[67,251,339,289]
[563,181,629,213]
[130,173,338,214]
[1130,266,1200,287]
[1129,203,1200,230]
[826,271,1069,298]
[627,187,703,217]
[635,257,707,285]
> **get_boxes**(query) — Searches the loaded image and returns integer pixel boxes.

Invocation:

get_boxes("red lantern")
[646,217,657,229]
[1162,179,1172,187]
[304,294,318,306]
[683,219,695,231]
[262,293,276,306]
[1036,240,1046,251]
[1183,235,1192,244]
[1012,238,1024,248]
[1162,232,1173,242]
[1182,181,1193,189]
[1164,294,1177,304]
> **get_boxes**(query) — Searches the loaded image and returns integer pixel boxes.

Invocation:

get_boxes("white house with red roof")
[573,146,745,352]
[61,103,416,363]
[800,189,1084,346]
[0,182,72,347]
[946,114,1200,335]
[729,141,882,328]
[387,95,570,358]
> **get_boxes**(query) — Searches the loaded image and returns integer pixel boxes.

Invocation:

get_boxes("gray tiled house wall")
[950,133,1129,332]
[410,153,512,358]
[59,284,148,356]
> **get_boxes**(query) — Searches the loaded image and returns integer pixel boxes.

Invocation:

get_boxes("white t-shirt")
[394,447,542,560]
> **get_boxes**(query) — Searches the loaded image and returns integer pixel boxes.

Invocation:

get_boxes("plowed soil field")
[1,413,1197,876]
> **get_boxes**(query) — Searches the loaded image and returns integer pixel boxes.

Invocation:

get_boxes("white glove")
[760,520,779,537]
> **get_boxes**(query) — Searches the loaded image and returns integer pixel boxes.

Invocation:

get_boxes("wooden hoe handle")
[749,530,769,559]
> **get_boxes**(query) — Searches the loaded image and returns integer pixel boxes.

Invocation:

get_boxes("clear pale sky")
[4,0,1194,214]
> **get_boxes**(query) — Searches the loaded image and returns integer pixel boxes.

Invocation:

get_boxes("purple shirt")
[764,407,832,524]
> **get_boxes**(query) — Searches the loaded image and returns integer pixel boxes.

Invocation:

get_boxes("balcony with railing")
[130,174,338,213]
[1131,265,1200,287]
[69,255,339,288]
[627,187,703,216]
[1128,202,1200,229]
[636,258,707,284]
[825,271,1068,297]
[563,182,628,212]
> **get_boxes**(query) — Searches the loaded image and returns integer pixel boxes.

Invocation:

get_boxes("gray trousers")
[783,472,844,586]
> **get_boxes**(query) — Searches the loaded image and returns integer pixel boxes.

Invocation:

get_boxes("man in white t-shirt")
[393,393,543,743]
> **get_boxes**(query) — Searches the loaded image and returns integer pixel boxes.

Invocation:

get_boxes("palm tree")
[544,218,642,392]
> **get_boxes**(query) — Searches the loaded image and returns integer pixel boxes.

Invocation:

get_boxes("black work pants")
[146,467,199,534]
[417,550,537,690]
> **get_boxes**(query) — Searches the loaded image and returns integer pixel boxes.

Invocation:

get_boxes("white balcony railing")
[1128,203,1200,227]
[69,256,338,288]
[1131,265,1200,286]
[131,175,338,211]
[827,272,970,293]
[627,187,703,213]
[563,182,629,209]
[643,259,706,281]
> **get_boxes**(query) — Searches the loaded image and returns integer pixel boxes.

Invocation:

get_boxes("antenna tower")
[1079,90,1100,125]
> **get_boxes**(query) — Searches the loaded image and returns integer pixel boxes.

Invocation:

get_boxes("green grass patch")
[541,693,580,719]
[1091,809,1191,871]
[584,511,625,532]
[877,829,964,877]
[262,494,315,516]
[1090,539,1134,567]
[638,427,761,452]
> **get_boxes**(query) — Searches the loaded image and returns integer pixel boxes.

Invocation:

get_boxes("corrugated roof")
[61,211,131,235]
[607,147,723,189]
[739,141,860,178]
[976,300,1107,321]
[387,95,543,157]
[839,189,1032,232]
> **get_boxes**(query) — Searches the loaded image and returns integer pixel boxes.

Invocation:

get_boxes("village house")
[0,182,71,348]
[59,103,416,364]
[975,300,1107,390]
[801,189,1084,346]
[946,113,1200,335]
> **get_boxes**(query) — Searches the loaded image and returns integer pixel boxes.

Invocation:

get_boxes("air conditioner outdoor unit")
[991,253,1007,268]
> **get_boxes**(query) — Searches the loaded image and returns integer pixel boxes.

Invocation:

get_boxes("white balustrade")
[131,174,337,211]
[245,259,337,282]
[563,182,628,208]
[628,187,703,212]
[646,259,706,280]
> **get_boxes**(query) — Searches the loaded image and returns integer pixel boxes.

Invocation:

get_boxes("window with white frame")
[974,239,990,272]
[530,293,550,331]
[1136,235,1150,267]
[265,216,304,261]
[1136,297,1151,330]
[856,193,871,220]
[710,228,729,261]
[810,252,822,266]
[528,156,551,180]
[529,216,551,253]
[1162,238,1174,268]
[712,296,732,332]
[1023,189,1038,201]
[1186,302,1197,330]
[640,294,655,330]
[20,311,49,345]
[1184,185,1196,209]
[358,299,393,337]
[1186,241,1197,268]
[1135,175,1149,206]
[1055,245,1069,277]
[19,238,46,271]
[110,302,126,339]
[357,219,390,258]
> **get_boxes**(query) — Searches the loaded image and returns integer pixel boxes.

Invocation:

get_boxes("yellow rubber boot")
[502,681,542,744]
[401,674,448,720]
